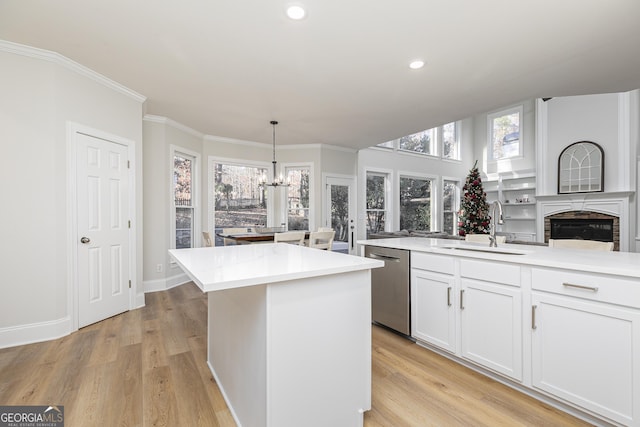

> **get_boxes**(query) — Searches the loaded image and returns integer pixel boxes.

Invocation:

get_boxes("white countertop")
[358,237,640,279]
[169,243,384,292]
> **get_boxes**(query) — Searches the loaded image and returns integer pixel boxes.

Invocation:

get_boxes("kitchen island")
[359,237,640,426]
[169,243,383,427]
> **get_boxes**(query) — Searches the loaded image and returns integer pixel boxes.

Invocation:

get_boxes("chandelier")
[259,120,289,187]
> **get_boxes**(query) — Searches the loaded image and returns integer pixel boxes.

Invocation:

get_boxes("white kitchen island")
[169,243,383,427]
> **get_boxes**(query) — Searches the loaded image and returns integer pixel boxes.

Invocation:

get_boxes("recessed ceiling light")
[409,60,425,70]
[286,4,306,20]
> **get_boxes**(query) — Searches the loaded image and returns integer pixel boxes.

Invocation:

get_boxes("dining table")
[217,230,311,244]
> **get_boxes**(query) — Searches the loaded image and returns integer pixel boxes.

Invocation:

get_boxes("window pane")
[491,111,520,159]
[442,122,459,160]
[398,129,434,155]
[287,168,310,230]
[366,172,387,237]
[176,207,192,249]
[443,180,459,235]
[399,177,431,231]
[376,140,395,149]
[214,163,268,244]
[174,155,192,206]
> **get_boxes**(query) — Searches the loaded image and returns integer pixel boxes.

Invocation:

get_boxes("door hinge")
[129,280,132,289]
[128,220,131,228]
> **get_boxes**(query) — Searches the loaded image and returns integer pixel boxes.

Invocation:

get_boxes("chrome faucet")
[489,200,504,247]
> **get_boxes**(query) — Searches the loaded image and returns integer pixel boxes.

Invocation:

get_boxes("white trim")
[0,40,145,102]
[281,162,315,231]
[0,316,72,350]
[144,115,204,139]
[67,122,138,332]
[204,134,269,149]
[143,272,191,293]
[535,98,549,194]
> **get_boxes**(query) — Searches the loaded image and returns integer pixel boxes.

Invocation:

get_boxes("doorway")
[71,125,134,328]
[324,175,356,254]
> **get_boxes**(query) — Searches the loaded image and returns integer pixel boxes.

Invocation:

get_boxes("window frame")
[170,145,201,249]
[442,177,461,235]
[487,105,523,161]
[208,156,271,243]
[397,172,437,232]
[441,121,461,161]
[282,163,314,231]
[364,169,392,237]
[375,121,461,162]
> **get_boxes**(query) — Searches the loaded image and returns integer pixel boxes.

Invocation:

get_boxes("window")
[488,106,522,160]
[441,122,460,160]
[376,140,395,149]
[399,176,433,231]
[174,152,195,249]
[398,128,434,155]
[286,166,311,230]
[442,179,460,235]
[213,161,268,245]
[365,172,388,237]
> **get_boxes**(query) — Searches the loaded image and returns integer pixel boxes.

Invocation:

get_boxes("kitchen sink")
[435,244,531,255]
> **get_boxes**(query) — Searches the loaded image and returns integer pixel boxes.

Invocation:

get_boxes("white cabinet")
[411,253,456,353]
[459,259,522,381]
[412,269,456,353]
[411,254,523,382]
[531,267,640,426]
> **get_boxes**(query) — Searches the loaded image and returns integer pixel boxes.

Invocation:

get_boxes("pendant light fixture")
[259,120,289,187]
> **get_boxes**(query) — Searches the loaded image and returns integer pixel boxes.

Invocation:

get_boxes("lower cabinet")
[412,269,456,353]
[460,279,522,381]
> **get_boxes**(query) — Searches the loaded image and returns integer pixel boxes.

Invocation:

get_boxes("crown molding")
[204,134,270,149]
[143,114,204,139]
[0,39,146,103]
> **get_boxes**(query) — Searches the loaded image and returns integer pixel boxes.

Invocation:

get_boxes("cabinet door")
[411,269,456,353]
[460,279,522,381]
[531,292,640,426]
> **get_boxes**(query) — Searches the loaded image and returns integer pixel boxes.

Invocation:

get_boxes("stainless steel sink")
[435,244,531,255]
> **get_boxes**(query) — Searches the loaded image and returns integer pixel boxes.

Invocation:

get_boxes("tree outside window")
[399,176,432,231]
[443,179,460,235]
[286,167,310,230]
[365,172,387,237]
[398,129,434,155]
[442,122,459,160]
[174,153,194,249]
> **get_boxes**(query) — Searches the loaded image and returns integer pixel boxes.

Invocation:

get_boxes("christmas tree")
[458,160,491,236]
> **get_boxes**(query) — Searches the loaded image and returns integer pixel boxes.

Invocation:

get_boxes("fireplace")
[544,211,619,251]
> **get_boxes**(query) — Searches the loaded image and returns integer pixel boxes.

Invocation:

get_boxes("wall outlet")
[156,263,163,273]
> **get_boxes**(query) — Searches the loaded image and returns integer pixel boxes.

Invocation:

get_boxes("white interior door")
[76,133,130,327]
[325,176,356,254]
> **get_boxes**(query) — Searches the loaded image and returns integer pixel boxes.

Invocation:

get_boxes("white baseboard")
[0,316,72,350]
[143,272,190,293]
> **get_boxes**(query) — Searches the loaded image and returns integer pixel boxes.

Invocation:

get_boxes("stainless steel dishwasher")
[364,245,410,336]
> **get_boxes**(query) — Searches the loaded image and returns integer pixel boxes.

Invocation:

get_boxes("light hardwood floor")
[0,282,590,426]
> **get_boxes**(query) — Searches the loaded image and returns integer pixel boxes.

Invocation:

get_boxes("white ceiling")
[1,0,639,150]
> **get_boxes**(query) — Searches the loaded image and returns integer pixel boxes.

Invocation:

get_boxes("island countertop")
[169,242,384,293]
[358,237,640,279]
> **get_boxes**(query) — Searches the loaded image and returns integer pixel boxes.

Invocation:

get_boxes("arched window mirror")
[558,141,604,194]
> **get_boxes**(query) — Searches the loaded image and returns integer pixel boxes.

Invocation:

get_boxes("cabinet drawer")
[412,252,454,275]
[532,268,640,308]
[460,259,520,287]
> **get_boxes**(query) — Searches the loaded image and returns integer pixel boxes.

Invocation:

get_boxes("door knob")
[80,237,90,244]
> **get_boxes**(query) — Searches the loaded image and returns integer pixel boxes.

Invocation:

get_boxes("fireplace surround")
[545,211,618,251]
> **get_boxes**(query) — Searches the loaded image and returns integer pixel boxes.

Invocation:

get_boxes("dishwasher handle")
[367,252,401,262]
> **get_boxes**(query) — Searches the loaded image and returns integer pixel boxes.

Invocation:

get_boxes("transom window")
[377,122,460,160]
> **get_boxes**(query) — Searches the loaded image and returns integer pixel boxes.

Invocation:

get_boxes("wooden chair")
[465,234,506,244]
[308,230,335,250]
[548,239,614,251]
[274,231,306,246]
[222,227,250,246]
[202,231,213,247]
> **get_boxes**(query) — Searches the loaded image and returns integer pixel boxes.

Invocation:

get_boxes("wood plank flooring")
[0,282,591,426]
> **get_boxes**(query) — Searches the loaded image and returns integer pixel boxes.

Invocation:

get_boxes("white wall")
[0,43,144,347]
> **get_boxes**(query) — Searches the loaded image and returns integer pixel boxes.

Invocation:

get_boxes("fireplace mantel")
[536,191,634,251]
